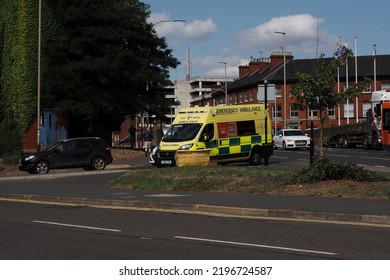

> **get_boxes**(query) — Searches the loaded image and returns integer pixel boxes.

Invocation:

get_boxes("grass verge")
[108,161,390,200]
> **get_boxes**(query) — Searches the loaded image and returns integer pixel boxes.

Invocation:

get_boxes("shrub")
[293,157,384,183]
[0,116,22,157]
[2,154,20,165]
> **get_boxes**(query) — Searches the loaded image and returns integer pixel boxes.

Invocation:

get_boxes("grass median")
[108,159,390,200]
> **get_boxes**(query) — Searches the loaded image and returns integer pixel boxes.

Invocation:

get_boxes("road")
[271,147,390,174]
[1,201,389,260]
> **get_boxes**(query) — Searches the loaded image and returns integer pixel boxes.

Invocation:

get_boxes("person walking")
[143,127,153,157]
[128,125,137,149]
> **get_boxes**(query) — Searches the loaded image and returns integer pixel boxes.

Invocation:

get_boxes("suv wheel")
[92,157,106,170]
[35,160,49,174]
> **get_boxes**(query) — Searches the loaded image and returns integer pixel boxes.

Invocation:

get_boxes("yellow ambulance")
[153,104,273,167]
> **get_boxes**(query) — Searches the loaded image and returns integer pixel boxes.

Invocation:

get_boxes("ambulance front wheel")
[249,149,261,165]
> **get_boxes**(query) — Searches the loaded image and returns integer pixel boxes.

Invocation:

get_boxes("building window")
[250,92,254,101]
[328,106,335,119]
[363,102,371,117]
[245,93,249,102]
[275,87,282,97]
[363,84,371,93]
[344,102,354,118]
[308,110,318,118]
[290,105,298,118]
[381,83,390,91]
[239,94,243,103]
[273,105,282,119]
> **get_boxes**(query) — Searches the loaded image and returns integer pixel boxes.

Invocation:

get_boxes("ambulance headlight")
[178,143,193,150]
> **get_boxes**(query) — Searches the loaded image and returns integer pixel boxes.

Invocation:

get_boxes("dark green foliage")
[43,0,179,137]
[0,115,22,157]
[294,157,385,183]
[1,0,179,144]
[0,0,38,134]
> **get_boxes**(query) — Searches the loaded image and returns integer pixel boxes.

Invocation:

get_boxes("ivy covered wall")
[0,0,38,134]
[0,0,56,154]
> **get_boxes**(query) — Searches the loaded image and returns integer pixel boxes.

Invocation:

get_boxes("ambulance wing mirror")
[201,134,209,142]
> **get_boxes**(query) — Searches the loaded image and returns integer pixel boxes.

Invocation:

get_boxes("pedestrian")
[143,127,153,157]
[128,125,137,149]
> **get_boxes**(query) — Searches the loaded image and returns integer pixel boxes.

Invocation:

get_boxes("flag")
[334,43,352,65]
[334,44,348,59]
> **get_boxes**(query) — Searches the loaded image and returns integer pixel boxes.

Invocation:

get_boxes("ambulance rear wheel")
[249,149,261,165]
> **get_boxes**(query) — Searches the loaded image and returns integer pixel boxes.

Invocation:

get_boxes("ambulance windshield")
[163,124,202,142]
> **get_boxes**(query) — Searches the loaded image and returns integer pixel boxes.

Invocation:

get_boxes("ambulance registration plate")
[161,160,172,165]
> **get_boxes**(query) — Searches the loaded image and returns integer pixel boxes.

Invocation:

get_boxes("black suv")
[19,137,113,174]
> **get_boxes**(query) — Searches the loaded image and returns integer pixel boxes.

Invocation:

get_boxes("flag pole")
[346,41,349,124]
[355,37,358,123]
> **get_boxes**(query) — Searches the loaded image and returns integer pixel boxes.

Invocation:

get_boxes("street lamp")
[153,19,186,27]
[218,61,228,105]
[151,19,186,140]
[275,31,287,128]
[373,43,377,91]
[37,0,42,151]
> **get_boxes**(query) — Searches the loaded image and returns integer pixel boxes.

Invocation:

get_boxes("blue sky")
[143,0,390,80]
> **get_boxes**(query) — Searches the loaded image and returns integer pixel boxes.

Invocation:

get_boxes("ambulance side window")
[200,123,214,141]
[237,121,256,136]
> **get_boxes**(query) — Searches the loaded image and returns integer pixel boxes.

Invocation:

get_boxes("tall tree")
[290,53,369,156]
[43,0,179,140]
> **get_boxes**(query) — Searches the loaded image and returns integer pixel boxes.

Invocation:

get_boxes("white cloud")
[191,52,245,78]
[237,14,338,56]
[149,13,218,45]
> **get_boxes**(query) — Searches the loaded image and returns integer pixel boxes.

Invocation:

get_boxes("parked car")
[273,129,311,150]
[19,137,113,174]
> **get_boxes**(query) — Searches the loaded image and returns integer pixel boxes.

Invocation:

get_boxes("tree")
[290,53,370,156]
[43,0,179,140]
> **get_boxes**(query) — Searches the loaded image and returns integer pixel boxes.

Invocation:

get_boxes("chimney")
[270,51,294,67]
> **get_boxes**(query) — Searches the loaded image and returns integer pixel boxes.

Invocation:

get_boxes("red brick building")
[193,52,390,133]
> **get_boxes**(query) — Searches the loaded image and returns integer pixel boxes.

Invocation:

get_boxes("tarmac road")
[0,155,389,227]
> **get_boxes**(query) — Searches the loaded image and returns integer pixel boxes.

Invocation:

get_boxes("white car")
[273,129,311,150]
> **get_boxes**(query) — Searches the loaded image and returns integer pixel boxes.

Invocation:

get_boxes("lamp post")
[218,61,228,105]
[37,0,42,151]
[153,19,186,27]
[373,43,377,91]
[275,31,286,128]
[151,19,186,141]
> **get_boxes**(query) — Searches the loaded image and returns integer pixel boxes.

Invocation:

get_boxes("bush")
[0,116,22,157]
[293,157,384,183]
[2,154,20,165]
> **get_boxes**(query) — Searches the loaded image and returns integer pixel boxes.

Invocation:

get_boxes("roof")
[215,54,390,95]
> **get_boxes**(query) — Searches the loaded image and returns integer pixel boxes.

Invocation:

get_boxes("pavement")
[1,156,390,227]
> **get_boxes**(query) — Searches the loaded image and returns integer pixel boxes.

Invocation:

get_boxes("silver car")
[273,129,311,150]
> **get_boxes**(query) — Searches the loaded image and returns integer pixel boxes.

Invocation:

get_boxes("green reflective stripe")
[251,135,261,144]
[241,144,251,152]
[229,138,240,146]
[213,135,263,155]
[219,147,230,155]
[206,140,218,148]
